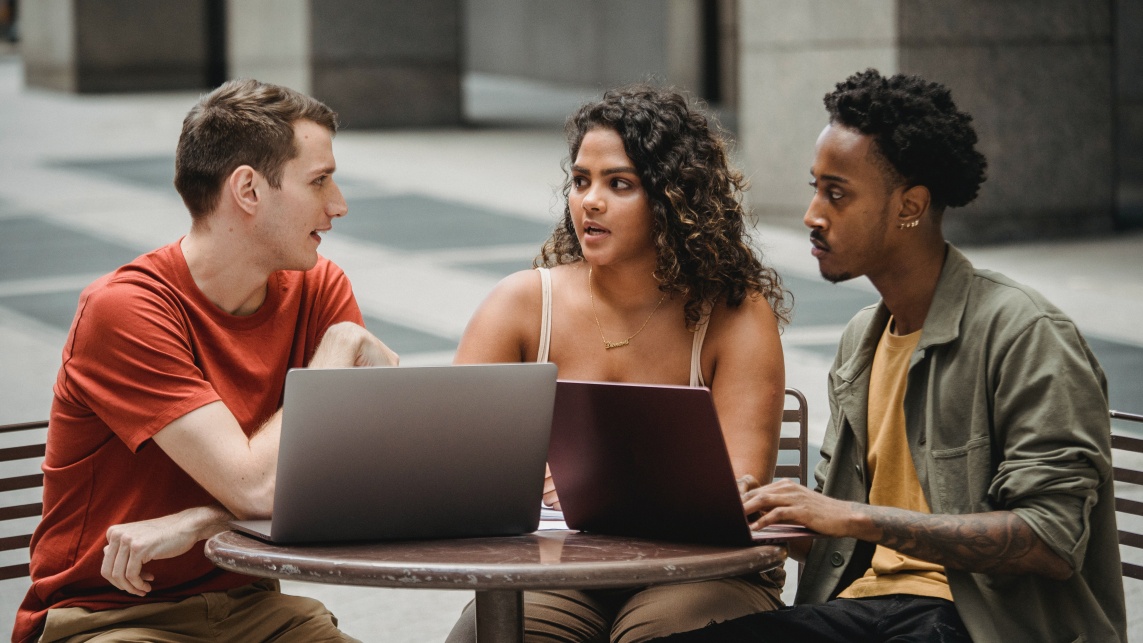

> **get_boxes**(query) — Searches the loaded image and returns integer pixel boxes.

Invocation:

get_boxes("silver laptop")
[232,363,558,543]
[547,380,817,546]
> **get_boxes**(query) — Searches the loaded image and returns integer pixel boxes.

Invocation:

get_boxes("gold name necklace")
[588,267,667,349]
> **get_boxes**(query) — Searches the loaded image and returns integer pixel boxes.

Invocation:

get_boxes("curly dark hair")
[537,84,790,329]
[824,69,987,210]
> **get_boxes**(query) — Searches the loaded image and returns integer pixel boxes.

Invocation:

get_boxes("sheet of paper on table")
[538,506,568,530]
[535,506,818,540]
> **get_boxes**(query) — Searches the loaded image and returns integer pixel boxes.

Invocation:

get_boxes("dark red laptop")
[547,380,817,547]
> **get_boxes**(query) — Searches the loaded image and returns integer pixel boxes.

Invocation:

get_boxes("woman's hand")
[737,474,763,522]
[736,474,762,496]
[543,463,561,511]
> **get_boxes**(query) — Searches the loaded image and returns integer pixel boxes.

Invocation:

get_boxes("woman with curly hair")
[445,85,791,643]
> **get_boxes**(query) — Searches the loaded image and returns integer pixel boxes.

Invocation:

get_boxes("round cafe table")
[205,529,786,642]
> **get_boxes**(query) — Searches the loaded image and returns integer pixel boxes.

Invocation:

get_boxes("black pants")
[650,595,972,643]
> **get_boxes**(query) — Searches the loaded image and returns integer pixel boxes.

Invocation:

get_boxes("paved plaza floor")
[1,52,1140,639]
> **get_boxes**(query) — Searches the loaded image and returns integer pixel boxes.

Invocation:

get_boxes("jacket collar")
[835,243,973,383]
[916,244,972,352]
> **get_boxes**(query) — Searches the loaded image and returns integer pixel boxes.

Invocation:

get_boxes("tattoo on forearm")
[858,505,1042,575]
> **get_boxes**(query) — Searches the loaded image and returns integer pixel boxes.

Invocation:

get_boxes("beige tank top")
[535,267,708,387]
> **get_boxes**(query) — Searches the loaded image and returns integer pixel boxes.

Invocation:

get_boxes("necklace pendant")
[604,339,630,350]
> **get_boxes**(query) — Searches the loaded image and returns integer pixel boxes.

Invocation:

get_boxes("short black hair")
[824,69,987,210]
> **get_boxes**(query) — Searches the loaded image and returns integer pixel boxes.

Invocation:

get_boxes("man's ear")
[228,165,260,215]
[897,184,931,228]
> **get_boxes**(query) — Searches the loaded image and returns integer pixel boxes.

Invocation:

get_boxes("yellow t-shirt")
[837,319,953,601]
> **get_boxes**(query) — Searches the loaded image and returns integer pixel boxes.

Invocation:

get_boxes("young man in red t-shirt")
[14,79,397,643]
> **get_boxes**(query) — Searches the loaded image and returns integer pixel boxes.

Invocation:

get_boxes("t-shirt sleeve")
[58,280,220,452]
[307,258,366,346]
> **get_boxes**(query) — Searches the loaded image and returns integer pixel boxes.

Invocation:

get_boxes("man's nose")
[803,194,824,229]
[329,179,348,218]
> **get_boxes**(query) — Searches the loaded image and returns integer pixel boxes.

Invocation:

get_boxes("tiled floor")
[1,53,1141,639]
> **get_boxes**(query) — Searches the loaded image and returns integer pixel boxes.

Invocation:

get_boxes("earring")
[898,220,919,229]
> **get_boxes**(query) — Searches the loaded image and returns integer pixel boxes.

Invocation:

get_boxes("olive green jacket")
[795,245,1127,643]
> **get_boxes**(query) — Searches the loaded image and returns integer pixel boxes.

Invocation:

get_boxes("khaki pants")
[38,579,358,643]
[446,571,784,643]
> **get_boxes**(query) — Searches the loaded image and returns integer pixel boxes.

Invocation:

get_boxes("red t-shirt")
[13,241,363,642]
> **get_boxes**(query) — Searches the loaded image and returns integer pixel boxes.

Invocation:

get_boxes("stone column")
[229,0,463,128]
[738,0,1116,243]
[23,0,464,128]
[463,0,705,93]
[308,0,462,128]
[898,1,1114,242]
[22,0,217,93]
[226,0,310,94]
[1115,0,1143,228]
[737,0,898,224]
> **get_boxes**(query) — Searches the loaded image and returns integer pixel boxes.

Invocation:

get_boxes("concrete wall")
[667,0,704,94]
[21,0,708,129]
[20,0,75,91]
[738,0,1116,244]
[1116,0,1143,227]
[738,0,897,224]
[310,0,462,128]
[899,0,1115,242]
[23,0,214,93]
[464,0,702,93]
[25,0,464,128]
[230,0,463,128]
[227,0,310,94]
[715,0,740,108]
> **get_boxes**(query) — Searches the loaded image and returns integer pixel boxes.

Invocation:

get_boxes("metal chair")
[1111,409,1143,581]
[0,419,48,580]
[775,388,809,486]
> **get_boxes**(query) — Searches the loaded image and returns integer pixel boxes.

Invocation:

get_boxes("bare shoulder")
[544,262,586,290]
[455,269,545,363]
[702,291,784,381]
[483,269,547,322]
[706,291,782,346]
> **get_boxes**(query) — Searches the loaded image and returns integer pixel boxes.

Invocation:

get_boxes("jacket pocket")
[929,435,992,513]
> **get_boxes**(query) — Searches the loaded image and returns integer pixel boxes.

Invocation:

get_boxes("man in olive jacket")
[656,70,1126,642]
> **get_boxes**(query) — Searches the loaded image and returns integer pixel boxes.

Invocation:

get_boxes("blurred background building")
[12,0,1143,244]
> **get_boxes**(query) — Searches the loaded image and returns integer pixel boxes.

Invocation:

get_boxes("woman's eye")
[829,190,843,201]
[572,176,587,188]
[612,178,631,190]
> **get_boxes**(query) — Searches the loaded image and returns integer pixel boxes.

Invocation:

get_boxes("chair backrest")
[775,388,809,486]
[1111,409,1143,582]
[0,420,48,581]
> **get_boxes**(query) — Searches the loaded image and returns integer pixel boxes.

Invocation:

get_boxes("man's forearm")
[849,504,1072,580]
[102,504,237,596]
[177,504,236,541]
[309,321,399,369]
